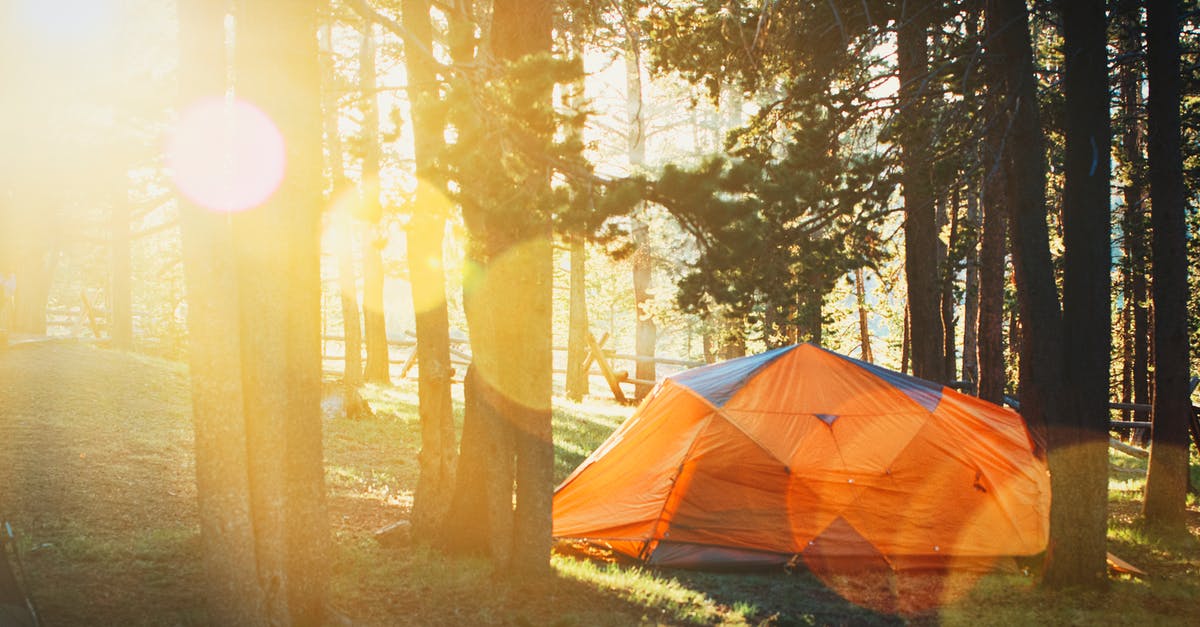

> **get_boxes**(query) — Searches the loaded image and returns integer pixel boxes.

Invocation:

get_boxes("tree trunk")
[898,2,945,384]
[977,21,1011,406]
[1117,4,1151,435]
[1142,0,1191,534]
[565,235,590,400]
[984,0,1060,463]
[1044,0,1111,589]
[359,23,391,385]
[319,22,363,389]
[962,185,980,389]
[443,0,555,578]
[234,0,329,622]
[402,0,458,540]
[632,218,656,398]
[13,247,53,335]
[176,1,265,623]
[798,289,823,347]
[110,195,133,349]
[441,0,517,561]
[941,189,959,381]
[442,365,515,560]
[625,38,656,401]
[492,0,555,577]
[855,268,872,363]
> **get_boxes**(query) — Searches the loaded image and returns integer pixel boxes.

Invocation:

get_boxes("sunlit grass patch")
[554,556,750,625]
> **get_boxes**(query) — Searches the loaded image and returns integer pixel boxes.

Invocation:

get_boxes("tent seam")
[639,412,716,561]
[673,383,796,470]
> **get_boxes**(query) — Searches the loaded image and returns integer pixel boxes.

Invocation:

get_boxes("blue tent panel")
[827,350,945,412]
[669,345,796,407]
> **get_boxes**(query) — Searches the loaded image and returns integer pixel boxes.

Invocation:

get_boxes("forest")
[0,0,1199,625]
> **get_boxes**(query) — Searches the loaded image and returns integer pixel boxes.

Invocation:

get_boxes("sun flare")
[166,97,286,214]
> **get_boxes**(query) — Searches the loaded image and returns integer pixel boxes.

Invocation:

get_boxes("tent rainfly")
[552,343,1050,572]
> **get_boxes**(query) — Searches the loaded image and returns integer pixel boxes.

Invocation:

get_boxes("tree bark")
[176,1,266,623]
[359,23,391,385]
[855,268,873,363]
[631,218,656,398]
[898,2,946,383]
[1044,0,1111,589]
[565,235,590,400]
[443,0,555,577]
[1117,3,1151,435]
[962,185,980,389]
[442,0,517,562]
[978,12,1011,406]
[491,0,555,578]
[402,0,458,541]
[625,37,656,401]
[319,21,363,389]
[941,189,958,381]
[1142,0,1191,533]
[234,0,330,622]
[110,195,133,349]
[12,246,53,335]
[984,0,1060,464]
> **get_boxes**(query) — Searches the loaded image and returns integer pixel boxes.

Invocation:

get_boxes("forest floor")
[0,342,1198,626]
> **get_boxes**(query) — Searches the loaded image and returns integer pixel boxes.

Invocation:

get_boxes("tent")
[552,343,1050,572]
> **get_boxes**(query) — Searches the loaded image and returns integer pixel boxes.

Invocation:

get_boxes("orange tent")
[553,343,1050,571]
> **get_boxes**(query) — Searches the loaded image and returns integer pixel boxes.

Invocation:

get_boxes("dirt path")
[0,343,203,626]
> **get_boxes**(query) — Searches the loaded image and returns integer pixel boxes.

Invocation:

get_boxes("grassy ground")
[0,342,1197,625]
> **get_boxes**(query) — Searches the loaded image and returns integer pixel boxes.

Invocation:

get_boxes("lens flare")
[463,237,554,413]
[16,0,113,41]
[167,97,286,213]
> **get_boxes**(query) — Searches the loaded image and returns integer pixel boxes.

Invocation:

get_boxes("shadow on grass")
[661,568,905,626]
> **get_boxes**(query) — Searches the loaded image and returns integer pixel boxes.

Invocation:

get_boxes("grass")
[1,342,1198,625]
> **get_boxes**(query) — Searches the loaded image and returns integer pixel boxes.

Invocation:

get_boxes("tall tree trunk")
[898,2,945,383]
[901,302,910,375]
[1044,0,1111,589]
[941,189,959,381]
[855,268,873,363]
[442,0,517,563]
[359,23,391,384]
[984,0,1060,468]
[235,0,329,622]
[565,235,590,400]
[13,247,53,335]
[319,22,363,389]
[1142,0,1191,533]
[798,289,823,347]
[402,0,458,540]
[631,218,656,398]
[110,195,133,349]
[492,0,555,576]
[978,32,1011,405]
[1117,3,1151,434]
[176,1,265,623]
[444,0,555,577]
[625,37,656,401]
[963,185,980,390]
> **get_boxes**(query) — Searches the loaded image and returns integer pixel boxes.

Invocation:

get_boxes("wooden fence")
[320,330,705,403]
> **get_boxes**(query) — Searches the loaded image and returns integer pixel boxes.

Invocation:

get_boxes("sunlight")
[463,238,554,413]
[14,0,114,41]
[166,97,286,213]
